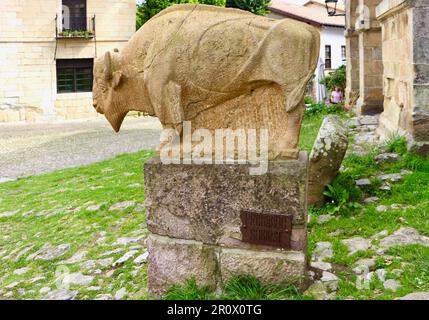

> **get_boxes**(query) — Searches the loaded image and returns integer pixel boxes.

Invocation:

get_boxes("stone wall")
[0,0,136,122]
[144,155,309,296]
[376,0,429,154]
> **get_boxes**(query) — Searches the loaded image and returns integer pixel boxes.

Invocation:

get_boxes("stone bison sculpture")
[93,4,320,159]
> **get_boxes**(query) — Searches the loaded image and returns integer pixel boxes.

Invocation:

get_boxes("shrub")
[226,0,271,15]
[304,101,343,117]
[136,0,226,29]
[304,95,314,105]
[323,178,362,216]
[320,65,346,92]
[383,134,408,155]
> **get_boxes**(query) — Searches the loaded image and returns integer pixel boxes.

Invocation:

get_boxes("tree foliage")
[319,65,346,92]
[136,0,226,30]
[225,0,271,15]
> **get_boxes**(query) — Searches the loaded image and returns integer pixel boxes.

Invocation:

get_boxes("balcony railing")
[55,14,96,39]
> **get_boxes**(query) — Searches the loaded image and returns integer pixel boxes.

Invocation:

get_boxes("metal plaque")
[240,210,292,249]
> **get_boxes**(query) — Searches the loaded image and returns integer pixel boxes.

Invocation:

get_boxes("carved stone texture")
[147,234,306,297]
[92,4,320,160]
[144,153,309,251]
[219,247,306,286]
[308,116,348,207]
[147,234,218,297]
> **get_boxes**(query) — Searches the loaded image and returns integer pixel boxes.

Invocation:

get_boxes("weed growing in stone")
[162,276,307,300]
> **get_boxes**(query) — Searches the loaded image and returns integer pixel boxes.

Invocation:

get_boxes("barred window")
[341,45,346,61]
[56,59,93,93]
[325,45,332,69]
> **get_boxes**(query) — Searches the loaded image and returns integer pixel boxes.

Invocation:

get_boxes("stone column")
[411,0,429,155]
[355,0,384,115]
[345,0,360,108]
[144,154,309,297]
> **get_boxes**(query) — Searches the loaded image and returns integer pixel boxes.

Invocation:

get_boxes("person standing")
[330,86,343,104]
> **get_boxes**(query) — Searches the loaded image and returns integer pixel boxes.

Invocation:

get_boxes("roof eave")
[268,7,321,27]
[322,23,346,28]
[269,7,345,28]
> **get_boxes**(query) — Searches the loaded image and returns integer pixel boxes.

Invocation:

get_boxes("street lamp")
[325,0,346,16]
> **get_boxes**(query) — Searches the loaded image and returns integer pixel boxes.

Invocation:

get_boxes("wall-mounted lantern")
[325,0,346,16]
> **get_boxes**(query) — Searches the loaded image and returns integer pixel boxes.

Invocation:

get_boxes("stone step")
[359,115,379,126]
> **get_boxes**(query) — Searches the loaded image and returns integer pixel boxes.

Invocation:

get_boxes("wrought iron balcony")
[55,14,96,39]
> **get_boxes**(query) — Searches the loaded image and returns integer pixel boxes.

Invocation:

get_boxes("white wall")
[313,26,346,102]
[274,0,308,5]
[320,26,346,70]
[0,0,136,122]
[273,0,345,5]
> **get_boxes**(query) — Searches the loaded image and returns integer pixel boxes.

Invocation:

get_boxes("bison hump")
[190,18,272,91]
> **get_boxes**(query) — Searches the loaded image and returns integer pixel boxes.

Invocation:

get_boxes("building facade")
[269,0,346,101]
[0,0,136,122]
[345,0,429,154]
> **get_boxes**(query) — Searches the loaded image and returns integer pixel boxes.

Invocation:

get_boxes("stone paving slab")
[0,116,162,180]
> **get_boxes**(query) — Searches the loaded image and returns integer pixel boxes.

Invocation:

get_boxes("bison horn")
[104,51,113,80]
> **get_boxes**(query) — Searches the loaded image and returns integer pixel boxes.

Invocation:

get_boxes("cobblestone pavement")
[346,114,381,156]
[0,116,162,180]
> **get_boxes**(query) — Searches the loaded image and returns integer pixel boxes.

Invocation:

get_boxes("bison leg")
[162,80,184,134]
[147,79,183,132]
[269,97,305,160]
[147,78,184,154]
[285,100,305,157]
[157,125,180,155]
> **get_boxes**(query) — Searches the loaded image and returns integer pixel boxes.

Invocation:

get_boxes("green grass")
[299,105,349,152]
[162,278,214,300]
[0,111,327,300]
[1,115,428,300]
[163,276,308,300]
[299,113,325,152]
[0,150,155,300]
[308,137,429,300]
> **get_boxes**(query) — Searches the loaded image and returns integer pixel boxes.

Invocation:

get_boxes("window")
[341,45,346,61]
[62,0,87,31]
[56,59,93,93]
[325,45,332,69]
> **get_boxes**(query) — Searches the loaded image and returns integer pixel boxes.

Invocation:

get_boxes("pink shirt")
[331,90,343,104]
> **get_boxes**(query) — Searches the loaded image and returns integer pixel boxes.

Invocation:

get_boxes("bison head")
[93,51,128,132]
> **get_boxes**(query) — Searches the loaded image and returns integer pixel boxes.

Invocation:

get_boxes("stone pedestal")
[144,153,309,297]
